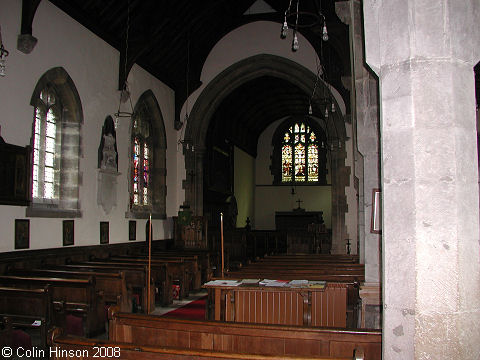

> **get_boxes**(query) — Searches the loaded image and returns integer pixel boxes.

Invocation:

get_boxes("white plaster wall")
[0,0,176,252]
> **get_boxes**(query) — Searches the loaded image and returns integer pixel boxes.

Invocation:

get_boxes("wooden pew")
[8,268,131,312]
[80,259,174,304]
[0,316,13,349]
[225,271,364,284]
[114,253,203,290]
[50,263,157,312]
[0,275,104,337]
[108,307,381,359]
[259,254,360,263]
[0,286,54,350]
[108,256,197,298]
[149,249,212,283]
[224,260,364,328]
[49,327,360,360]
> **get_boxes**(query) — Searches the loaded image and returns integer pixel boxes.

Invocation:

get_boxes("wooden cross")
[346,239,351,254]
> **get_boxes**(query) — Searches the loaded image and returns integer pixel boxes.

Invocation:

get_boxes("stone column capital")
[335,1,352,26]
[363,0,480,73]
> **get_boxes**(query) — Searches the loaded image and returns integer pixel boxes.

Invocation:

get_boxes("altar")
[275,210,324,231]
[275,209,329,254]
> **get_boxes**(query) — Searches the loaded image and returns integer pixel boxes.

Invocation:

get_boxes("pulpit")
[173,215,208,249]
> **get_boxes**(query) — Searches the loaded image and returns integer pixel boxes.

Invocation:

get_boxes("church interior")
[0,0,479,359]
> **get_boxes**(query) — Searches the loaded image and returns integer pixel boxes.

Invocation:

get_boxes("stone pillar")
[182,144,205,217]
[330,145,350,254]
[336,0,381,283]
[363,1,480,358]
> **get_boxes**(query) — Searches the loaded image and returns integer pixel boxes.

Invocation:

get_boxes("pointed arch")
[184,54,349,246]
[126,90,167,219]
[26,67,83,218]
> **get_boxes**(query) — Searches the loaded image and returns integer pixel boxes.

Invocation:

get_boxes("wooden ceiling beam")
[17,0,42,53]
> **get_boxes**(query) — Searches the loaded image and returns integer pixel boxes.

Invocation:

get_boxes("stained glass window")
[32,86,60,200]
[281,121,320,183]
[131,106,152,208]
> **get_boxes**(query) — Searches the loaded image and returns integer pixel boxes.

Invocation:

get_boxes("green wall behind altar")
[234,146,255,228]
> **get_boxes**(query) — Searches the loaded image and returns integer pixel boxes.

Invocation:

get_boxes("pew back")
[8,268,131,312]
[108,309,381,359]
[50,329,358,359]
[0,275,104,337]
[0,286,53,349]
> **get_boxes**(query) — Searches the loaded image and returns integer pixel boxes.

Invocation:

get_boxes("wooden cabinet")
[205,282,347,328]
[0,141,31,206]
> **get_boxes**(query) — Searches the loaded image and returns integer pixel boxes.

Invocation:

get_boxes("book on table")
[308,280,326,289]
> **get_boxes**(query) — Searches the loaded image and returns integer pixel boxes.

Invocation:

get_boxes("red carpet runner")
[161,296,207,320]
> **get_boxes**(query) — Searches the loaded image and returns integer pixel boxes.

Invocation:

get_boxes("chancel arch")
[183,54,351,252]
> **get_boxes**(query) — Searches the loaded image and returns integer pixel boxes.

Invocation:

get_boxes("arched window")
[33,85,61,200]
[27,67,83,218]
[127,90,167,219]
[131,108,153,208]
[272,118,327,185]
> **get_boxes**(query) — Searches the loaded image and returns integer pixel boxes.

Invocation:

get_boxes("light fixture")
[184,35,191,124]
[280,0,328,52]
[0,25,9,77]
[114,0,134,128]
[322,23,328,41]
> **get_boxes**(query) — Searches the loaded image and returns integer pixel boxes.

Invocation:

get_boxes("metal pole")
[220,212,224,278]
[147,214,152,313]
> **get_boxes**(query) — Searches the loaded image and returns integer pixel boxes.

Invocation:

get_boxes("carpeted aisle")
[161,296,207,320]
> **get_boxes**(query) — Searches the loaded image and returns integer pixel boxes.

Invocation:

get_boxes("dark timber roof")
[23,0,349,140]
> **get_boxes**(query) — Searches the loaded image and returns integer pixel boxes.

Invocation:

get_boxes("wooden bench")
[136,253,203,289]
[80,259,174,305]
[0,285,55,350]
[49,327,361,359]
[0,275,104,337]
[226,271,364,284]
[148,249,212,284]
[260,254,360,263]
[0,316,13,348]
[222,257,364,328]
[108,307,380,359]
[54,263,157,312]
[8,268,131,312]
[109,256,198,298]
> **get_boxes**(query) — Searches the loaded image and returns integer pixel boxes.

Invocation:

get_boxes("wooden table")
[204,281,347,328]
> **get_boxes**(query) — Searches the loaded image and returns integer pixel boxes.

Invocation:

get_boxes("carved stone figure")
[98,116,118,171]
[101,133,117,170]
